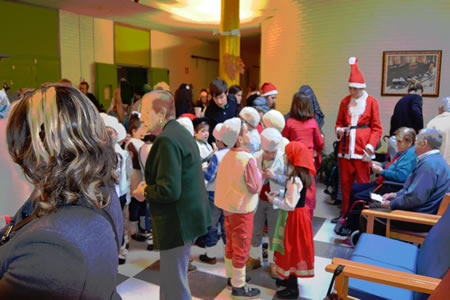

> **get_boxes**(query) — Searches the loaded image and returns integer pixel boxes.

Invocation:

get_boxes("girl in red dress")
[282,92,324,220]
[267,141,316,299]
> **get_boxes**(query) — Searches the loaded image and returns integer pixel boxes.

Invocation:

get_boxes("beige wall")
[59,10,113,92]
[94,19,114,65]
[151,30,219,100]
[60,11,219,101]
[240,44,260,100]
[261,0,450,153]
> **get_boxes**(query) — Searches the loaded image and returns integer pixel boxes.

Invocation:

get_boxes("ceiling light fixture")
[140,0,267,24]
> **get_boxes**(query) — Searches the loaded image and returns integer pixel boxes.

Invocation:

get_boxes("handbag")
[323,264,345,300]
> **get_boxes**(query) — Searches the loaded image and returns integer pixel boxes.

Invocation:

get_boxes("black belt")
[341,124,370,155]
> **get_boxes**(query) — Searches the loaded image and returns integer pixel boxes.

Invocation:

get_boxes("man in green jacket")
[133,90,210,300]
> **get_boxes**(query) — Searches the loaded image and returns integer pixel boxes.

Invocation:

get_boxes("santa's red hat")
[260,82,278,97]
[348,57,366,88]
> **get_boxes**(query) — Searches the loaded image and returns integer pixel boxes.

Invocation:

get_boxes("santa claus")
[335,57,382,218]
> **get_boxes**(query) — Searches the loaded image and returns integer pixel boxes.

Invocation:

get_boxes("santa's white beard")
[349,90,367,118]
[348,90,368,126]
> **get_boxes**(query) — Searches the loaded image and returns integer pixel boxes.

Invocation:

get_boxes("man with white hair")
[427,96,450,167]
[380,128,449,214]
[358,128,450,237]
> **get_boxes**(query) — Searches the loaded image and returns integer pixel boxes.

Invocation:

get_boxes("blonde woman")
[107,87,124,124]
[0,84,123,299]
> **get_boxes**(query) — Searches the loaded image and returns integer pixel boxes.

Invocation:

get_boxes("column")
[219,0,241,86]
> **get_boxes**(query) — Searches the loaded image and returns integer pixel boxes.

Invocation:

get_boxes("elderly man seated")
[427,96,450,168]
[360,128,450,236]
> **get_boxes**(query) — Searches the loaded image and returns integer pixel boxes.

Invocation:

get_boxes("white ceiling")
[18,0,277,41]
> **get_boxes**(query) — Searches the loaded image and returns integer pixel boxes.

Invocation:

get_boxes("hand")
[263,168,275,179]
[336,128,345,139]
[371,164,383,174]
[132,181,147,202]
[382,192,396,201]
[369,201,381,209]
[371,161,382,167]
[265,191,279,204]
[380,201,391,209]
[124,134,132,144]
[362,149,373,162]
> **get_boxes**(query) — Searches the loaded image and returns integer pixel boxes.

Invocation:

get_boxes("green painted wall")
[95,63,118,109]
[114,24,151,67]
[150,68,170,88]
[0,0,60,92]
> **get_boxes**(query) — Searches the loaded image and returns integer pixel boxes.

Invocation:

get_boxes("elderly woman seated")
[335,127,417,236]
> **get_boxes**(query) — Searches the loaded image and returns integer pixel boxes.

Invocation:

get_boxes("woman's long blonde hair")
[7,84,118,215]
[112,87,123,123]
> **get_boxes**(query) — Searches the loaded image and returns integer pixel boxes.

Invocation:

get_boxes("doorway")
[117,66,148,105]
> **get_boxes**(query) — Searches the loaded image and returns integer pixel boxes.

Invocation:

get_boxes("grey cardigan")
[0,189,123,299]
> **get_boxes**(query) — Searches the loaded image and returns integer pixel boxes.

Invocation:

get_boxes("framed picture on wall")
[381,50,442,97]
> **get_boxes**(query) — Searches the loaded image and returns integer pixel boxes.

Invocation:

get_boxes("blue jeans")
[196,192,226,247]
[128,197,151,230]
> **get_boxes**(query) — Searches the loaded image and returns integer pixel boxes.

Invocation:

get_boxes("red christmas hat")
[285,141,316,176]
[348,57,366,88]
[180,113,196,121]
[260,82,278,97]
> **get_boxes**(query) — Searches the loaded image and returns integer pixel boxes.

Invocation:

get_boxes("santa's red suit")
[335,57,382,216]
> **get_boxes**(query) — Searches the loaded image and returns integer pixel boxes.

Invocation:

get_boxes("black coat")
[390,94,423,136]
[204,94,238,143]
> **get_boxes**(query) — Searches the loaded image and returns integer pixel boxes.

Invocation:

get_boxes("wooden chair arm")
[391,210,441,221]
[325,258,440,295]
[361,209,438,234]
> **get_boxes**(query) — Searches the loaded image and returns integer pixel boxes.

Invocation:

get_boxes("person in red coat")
[283,92,324,219]
[335,57,382,219]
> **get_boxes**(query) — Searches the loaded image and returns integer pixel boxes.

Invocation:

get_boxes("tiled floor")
[117,183,351,299]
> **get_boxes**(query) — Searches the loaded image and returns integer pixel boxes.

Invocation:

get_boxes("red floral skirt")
[274,206,314,278]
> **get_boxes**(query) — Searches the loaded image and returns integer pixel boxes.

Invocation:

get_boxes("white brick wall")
[79,15,95,85]
[261,0,450,153]
[59,10,81,86]
[59,10,113,92]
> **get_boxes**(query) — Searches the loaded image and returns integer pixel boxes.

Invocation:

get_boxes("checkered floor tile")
[117,184,350,299]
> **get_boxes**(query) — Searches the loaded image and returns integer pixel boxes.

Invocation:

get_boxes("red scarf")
[375,153,401,184]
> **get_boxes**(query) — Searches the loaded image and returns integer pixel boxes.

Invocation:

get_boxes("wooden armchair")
[324,195,450,299]
[325,258,440,299]
[363,193,450,245]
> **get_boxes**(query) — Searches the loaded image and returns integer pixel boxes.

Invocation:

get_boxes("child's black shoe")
[275,287,299,299]
[226,275,251,290]
[231,284,260,299]
[199,254,217,265]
